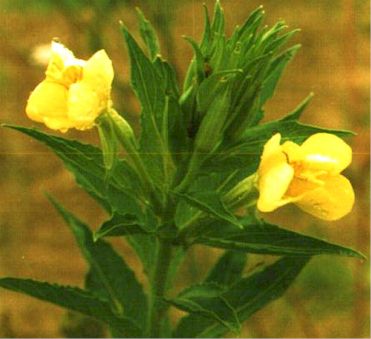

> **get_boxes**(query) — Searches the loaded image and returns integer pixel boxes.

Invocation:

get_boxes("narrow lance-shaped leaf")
[205,250,247,286]
[169,251,247,338]
[234,5,264,44]
[3,125,110,210]
[136,8,160,60]
[165,95,189,163]
[0,278,141,338]
[49,197,148,330]
[210,0,225,38]
[121,25,169,187]
[194,219,365,259]
[167,283,241,334]
[94,213,151,240]
[153,56,180,97]
[200,4,212,54]
[281,92,314,121]
[175,190,242,229]
[173,256,310,338]
[184,36,206,83]
[3,125,144,216]
[204,119,354,177]
[260,44,301,105]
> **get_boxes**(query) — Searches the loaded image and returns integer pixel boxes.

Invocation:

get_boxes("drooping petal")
[300,133,352,174]
[26,80,71,132]
[67,82,100,130]
[82,50,114,97]
[293,174,355,220]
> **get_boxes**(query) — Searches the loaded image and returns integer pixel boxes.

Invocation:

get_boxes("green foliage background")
[0,0,369,337]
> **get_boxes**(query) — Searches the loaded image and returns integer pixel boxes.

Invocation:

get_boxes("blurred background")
[0,0,369,337]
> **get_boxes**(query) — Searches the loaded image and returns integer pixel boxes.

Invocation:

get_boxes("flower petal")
[83,50,114,97]
[300,133,352,174]
[260,133,282,161]
[293,174,355,220]
[281,140,303,163]
[45,41,85,85]
[257,160,294,212]
[67,83,100,130]
[26,80,71,132]
[258,133,295,211]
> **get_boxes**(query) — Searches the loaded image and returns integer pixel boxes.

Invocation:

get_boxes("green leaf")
[170,251,247,337]
[96,115,119,177]
[0,278,141,337]
[184,36,206,83]
[196,70,241,113]
[282,92,314,121]
[260,45,301,105]
[105,184,154,227]
[205,251,247,286]
[209,31,227,72]
[3,125,144,216]
[234,6,264,44]
[4,125,111,210]
[121,25,170,187]
[153,56,180,97]
[195,219,365,259]
[168,283,240,333]
[85,269,110,302]
[174,256,309,338]
[241,118,354,146]
[127,234,158,279]
[175,190,241,229]
[121,25,164,129]
[205,119,354,177]
[210,1,225,38]
[94,213,151,240]
[165,95,189,162]
[136,8,160,60]
[194,81,232,153]
[49,197,148,330]
[200,4,212,54]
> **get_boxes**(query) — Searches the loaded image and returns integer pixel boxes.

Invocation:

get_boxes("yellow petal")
[285,176,318,198]
[67,83,100,130]
[82,50,114,98]
[281,140,303,163]
[45,41,85,85]
[293,174,355,220]
[257,160,294,212]
[43,116,72,133]
[258,133,295,211]
[300,133,352,174]
[26,80,71,132]
[260,133,282,162]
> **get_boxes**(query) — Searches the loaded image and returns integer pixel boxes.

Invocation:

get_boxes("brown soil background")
[0,0,369,337]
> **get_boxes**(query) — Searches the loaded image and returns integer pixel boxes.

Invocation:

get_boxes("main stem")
[149,239,173,338]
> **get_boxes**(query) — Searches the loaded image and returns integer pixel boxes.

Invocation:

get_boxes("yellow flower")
[26,41,114,132]
[257,133,355,220]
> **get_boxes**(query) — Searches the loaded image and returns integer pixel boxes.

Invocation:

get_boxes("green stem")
[149,240,173,338]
